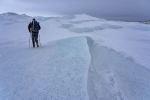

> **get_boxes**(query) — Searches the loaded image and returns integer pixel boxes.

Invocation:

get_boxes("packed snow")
[0,13,150,100]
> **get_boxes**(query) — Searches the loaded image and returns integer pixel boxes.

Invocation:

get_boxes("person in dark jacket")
[28,18,41,47]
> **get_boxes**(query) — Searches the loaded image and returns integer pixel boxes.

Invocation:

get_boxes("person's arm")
[28,23,31,32]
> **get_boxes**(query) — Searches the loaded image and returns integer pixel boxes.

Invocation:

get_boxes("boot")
[36,43,39,47]
[33,43,35,48]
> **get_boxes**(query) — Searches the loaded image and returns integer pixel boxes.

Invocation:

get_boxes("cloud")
[0,0,150,21]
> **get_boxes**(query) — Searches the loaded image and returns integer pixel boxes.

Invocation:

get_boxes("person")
[28,18,41,47]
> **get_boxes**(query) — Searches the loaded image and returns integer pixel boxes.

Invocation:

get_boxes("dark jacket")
[28,20,41,33]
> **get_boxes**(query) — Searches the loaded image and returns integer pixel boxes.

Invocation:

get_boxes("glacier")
[0,12,150,100]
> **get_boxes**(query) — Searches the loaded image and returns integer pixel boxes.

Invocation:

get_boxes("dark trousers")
[32,32,38,47]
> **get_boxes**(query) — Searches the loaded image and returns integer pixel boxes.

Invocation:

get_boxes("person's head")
[32,18,36,21]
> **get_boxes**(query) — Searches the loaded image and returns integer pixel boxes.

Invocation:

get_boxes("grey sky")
[0,0,150,21]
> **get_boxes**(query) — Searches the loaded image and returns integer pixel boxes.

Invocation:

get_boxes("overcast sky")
[0,0,150,21]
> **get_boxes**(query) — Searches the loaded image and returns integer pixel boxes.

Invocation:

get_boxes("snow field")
[0,13,150,100]
[87,37,150,100]
[0,36,91,100]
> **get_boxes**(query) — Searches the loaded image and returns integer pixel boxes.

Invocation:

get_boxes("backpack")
[31,20,40,33]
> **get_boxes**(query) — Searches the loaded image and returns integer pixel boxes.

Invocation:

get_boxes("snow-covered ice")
[0,13,150,100]
[87,37,150,100]
[0,36,90,100]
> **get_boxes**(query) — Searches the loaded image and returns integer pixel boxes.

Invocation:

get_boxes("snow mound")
[0,12,31,23]
[86,37,150,100]
[70,24,121,33]
[70,14,100,21]
[0,36,91,100]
